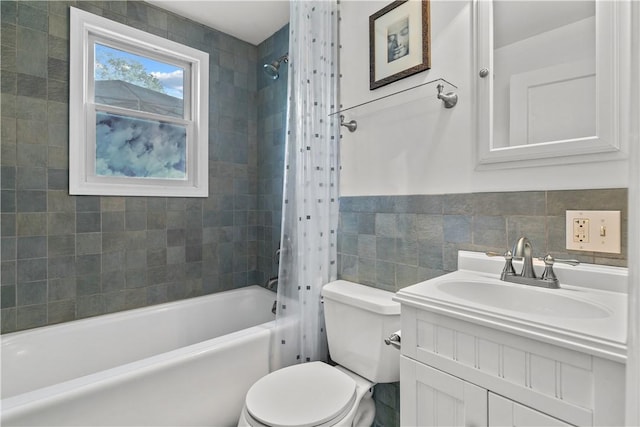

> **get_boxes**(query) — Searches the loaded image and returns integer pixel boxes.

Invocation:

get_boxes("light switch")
[565,210,621,253]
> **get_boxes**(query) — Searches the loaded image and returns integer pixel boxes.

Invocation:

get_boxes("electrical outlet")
[565,210,621,253]
[572,218,590,243]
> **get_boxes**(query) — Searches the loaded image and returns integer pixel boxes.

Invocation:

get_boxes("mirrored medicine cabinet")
[474,0,628,168]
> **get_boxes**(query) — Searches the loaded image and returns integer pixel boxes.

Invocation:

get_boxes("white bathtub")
[1,285,276,426]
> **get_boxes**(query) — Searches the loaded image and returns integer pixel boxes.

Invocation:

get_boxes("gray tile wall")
[256,25,288,286]
[338,189,628,293]
[1,0,260,333]
[339,189,628,427]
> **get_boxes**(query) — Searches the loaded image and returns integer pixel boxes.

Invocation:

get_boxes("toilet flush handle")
[384,332,401,350]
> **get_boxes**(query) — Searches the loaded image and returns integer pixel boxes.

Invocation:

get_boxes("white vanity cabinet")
[400,355,572,426]
[396,304,625,426]
[400,356,487,426]
[488,393,572,426]
[394,252,628,427]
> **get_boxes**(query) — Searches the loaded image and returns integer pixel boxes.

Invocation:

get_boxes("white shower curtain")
[271,0,340,370]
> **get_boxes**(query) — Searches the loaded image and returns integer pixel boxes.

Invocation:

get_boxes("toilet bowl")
[239,280,400,427]
[238,362,375,427]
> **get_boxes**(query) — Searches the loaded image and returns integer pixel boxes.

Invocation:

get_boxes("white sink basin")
[394,251,628,361]
[436,280,611,319]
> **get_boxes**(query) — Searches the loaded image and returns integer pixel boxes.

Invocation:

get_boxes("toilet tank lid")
[322,280,400,315]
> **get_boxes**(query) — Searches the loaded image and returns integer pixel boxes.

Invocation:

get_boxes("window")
[69,7,209,197]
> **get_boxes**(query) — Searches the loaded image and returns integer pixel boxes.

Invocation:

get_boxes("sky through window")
[95,43,185,99]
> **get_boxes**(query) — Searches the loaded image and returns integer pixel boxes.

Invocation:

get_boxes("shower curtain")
[271,0,340,370]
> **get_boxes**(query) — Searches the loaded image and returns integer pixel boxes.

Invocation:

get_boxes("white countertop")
[394,251,628,363]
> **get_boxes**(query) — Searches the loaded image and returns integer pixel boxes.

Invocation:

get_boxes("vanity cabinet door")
[400,356,487,426]
[488,393,573,427]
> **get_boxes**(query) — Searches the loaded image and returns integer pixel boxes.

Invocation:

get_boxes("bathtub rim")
[1,285,276,340]
[2,319,276,417]
[1,285,276,404]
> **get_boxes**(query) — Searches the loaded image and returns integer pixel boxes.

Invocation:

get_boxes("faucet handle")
[485,250,517,280]
[538,255,581,266]
[538,254,580,289]
[485,250,512,258]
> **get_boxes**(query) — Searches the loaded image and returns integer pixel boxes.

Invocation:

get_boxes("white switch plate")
[565,210,621,253]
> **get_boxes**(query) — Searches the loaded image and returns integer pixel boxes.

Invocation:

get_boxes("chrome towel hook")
[436,83,458,108]
[340,114,357,132]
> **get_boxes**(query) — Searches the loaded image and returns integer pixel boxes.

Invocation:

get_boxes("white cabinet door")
[488,393,573,427]
[401,356,487,426]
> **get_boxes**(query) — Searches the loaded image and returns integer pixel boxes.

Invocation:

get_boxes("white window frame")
[69,7,209,197]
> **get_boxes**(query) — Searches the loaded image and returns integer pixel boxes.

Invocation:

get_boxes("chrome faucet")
[486,237,580,289]
[512,236,536,278]
[266,276,278,291]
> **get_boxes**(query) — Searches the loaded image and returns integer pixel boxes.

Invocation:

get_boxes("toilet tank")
[322,280,400,383]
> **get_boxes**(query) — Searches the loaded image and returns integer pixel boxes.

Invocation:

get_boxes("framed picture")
[369,0,431,90]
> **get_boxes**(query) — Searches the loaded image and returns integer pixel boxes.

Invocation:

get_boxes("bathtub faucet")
[266,276,278,291]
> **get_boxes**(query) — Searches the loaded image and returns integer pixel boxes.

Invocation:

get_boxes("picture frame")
[369,0,431,90]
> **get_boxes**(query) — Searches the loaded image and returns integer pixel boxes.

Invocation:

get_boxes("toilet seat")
[245,362,357,427]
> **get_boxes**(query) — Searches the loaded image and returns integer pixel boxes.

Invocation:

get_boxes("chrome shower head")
[263,62,280,79]
[263,53,288,80]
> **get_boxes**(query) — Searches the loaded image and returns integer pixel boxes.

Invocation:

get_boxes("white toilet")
[239,280,400,427]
